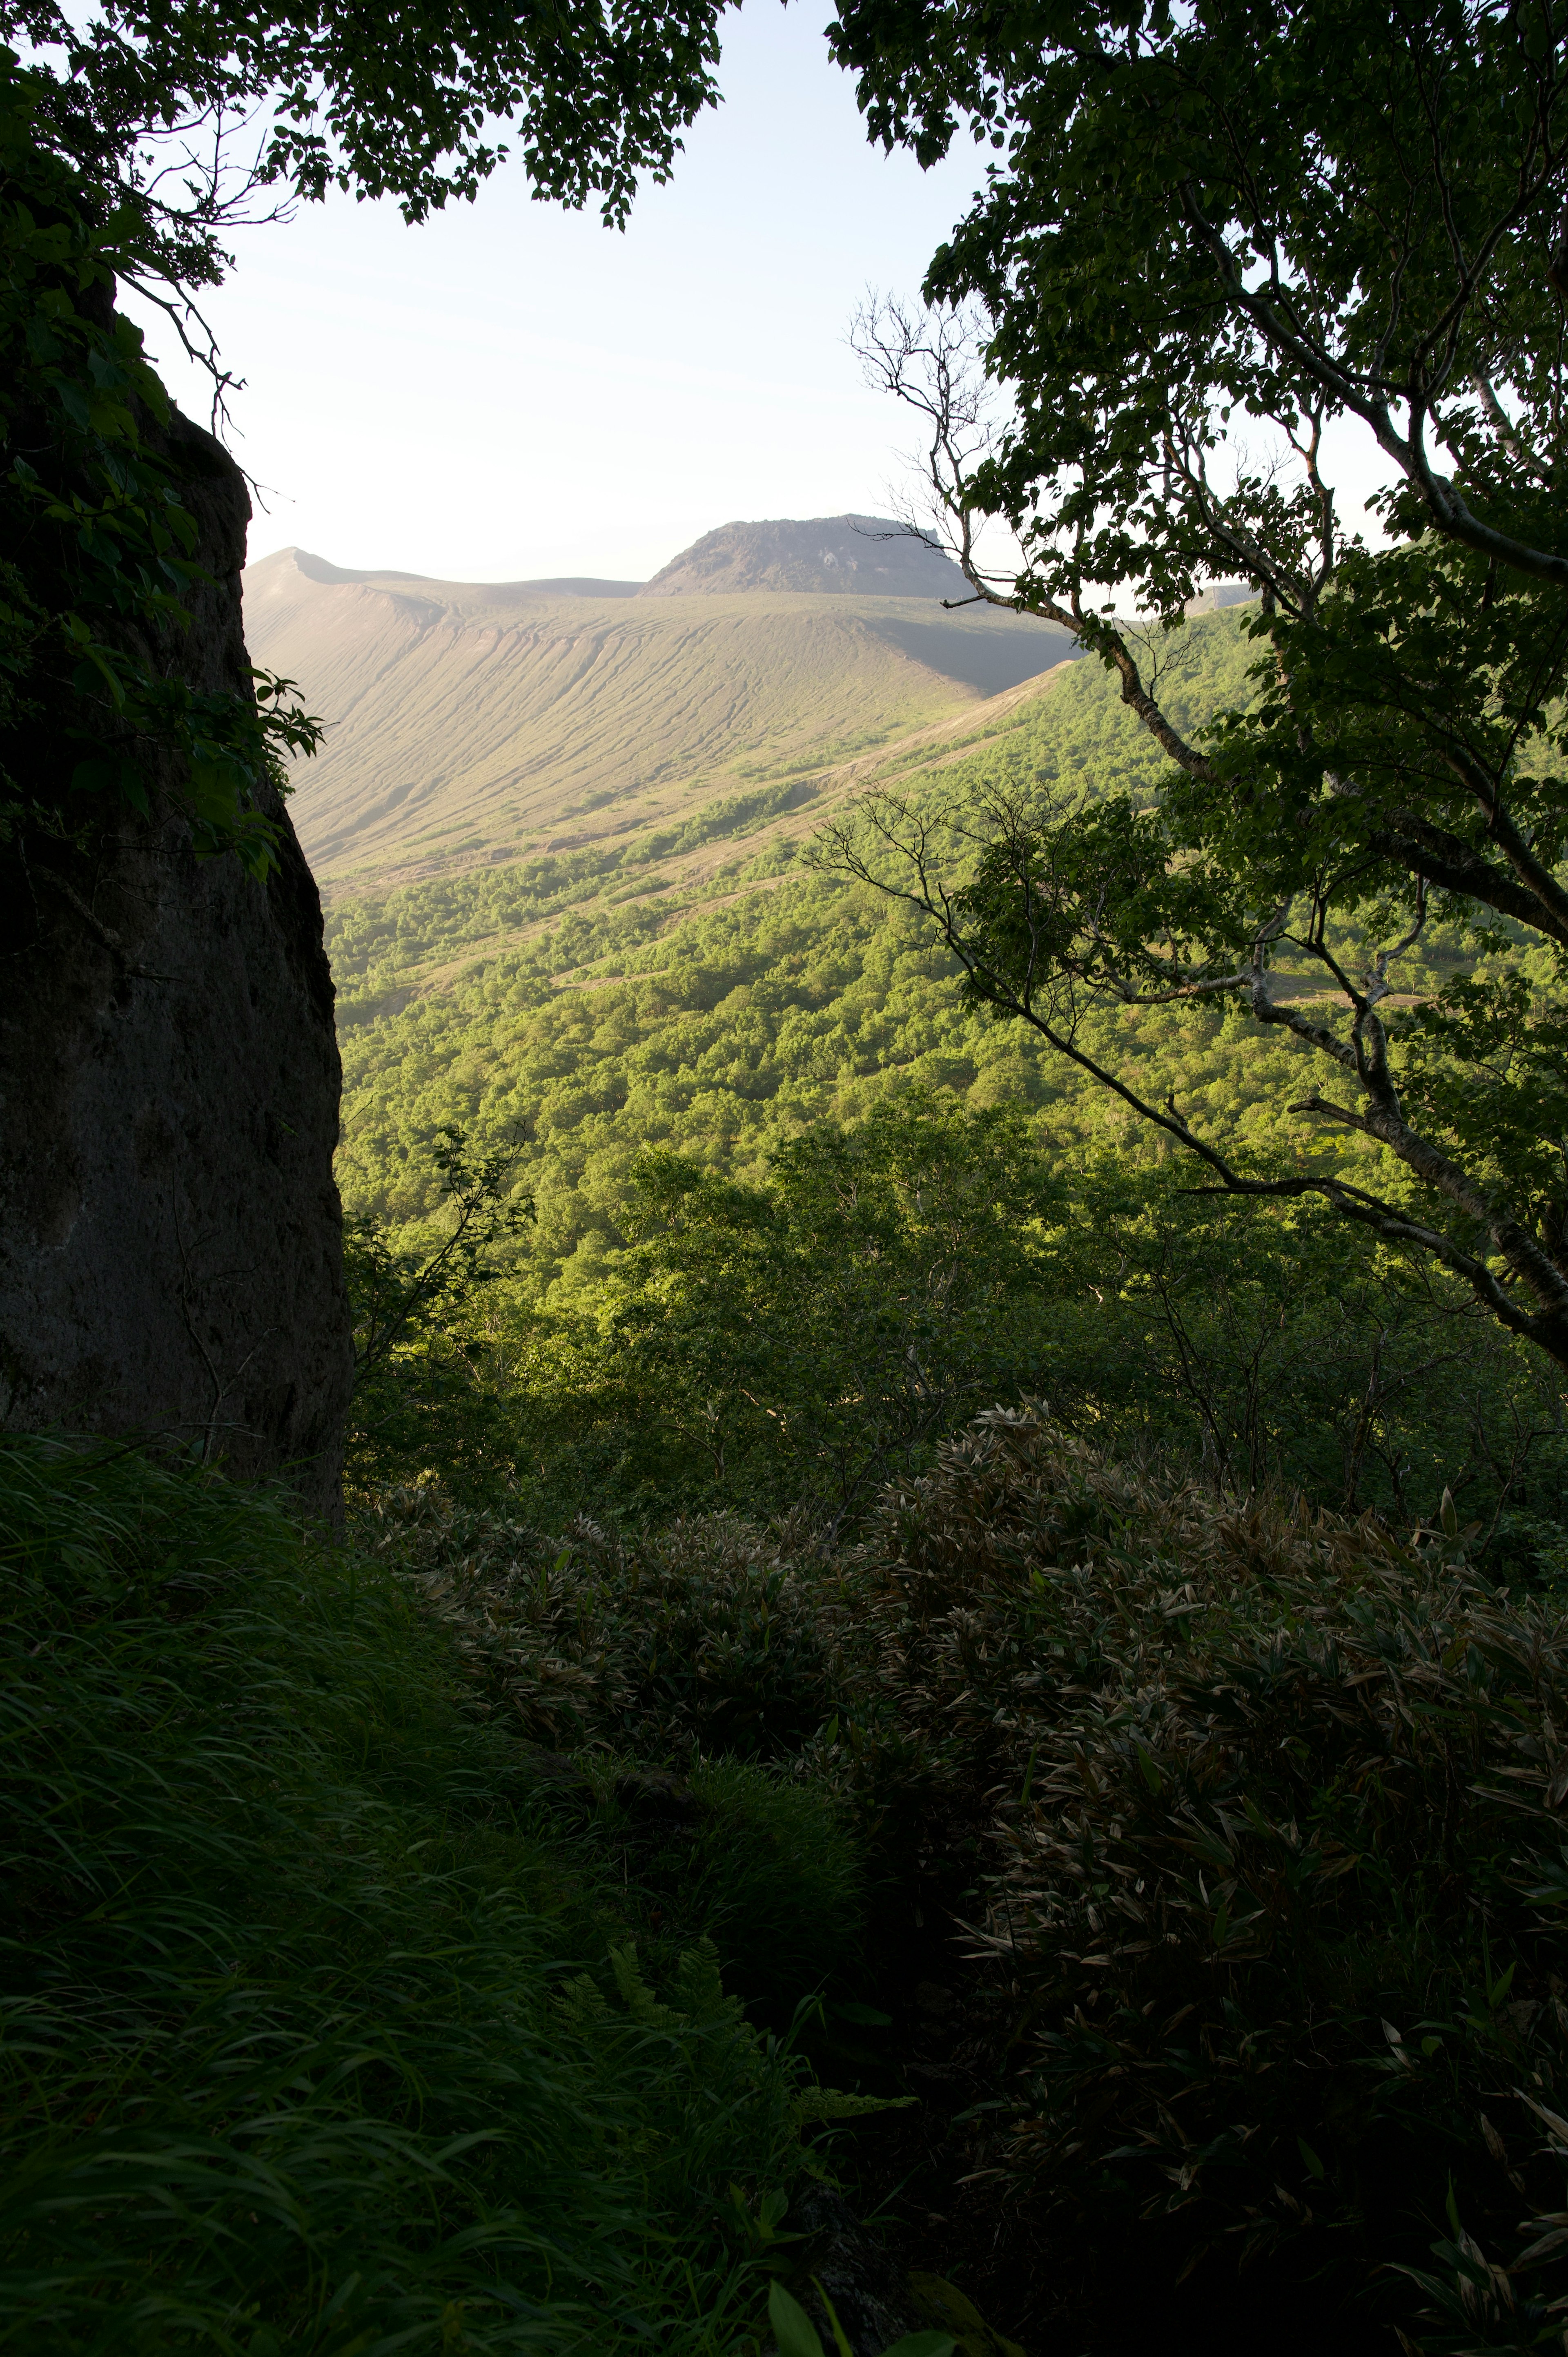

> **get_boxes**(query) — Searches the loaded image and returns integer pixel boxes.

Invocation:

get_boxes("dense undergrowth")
[0,1437,858,2355]
[379,1412,1568,2350]
[13,1407,1568,2351]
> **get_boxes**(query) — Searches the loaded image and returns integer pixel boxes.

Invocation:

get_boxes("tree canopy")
[9,0,730,267]
[0,0,729,869]
[827,0,1568,1369]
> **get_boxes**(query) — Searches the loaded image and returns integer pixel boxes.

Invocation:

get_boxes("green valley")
[314,591,1567,1569]
[320,602,1312,1262]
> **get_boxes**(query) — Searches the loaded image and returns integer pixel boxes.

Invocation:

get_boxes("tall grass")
[0,1439,802,2353]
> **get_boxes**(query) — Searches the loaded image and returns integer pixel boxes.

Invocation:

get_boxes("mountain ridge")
[243,530,1075,888]
[278,547,645,598]
[256,515,969,605]
[637,514,968,598]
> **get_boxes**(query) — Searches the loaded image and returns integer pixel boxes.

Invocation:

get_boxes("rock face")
[780,2188,928,2357]
[0,409,352,1515]
[638,514,970,598]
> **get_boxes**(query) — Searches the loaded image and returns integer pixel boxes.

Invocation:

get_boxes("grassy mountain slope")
[327,612,1344,1284]
[244,543,1076,888]
[324,607,1252,1018]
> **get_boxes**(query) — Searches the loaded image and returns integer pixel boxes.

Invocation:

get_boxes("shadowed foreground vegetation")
[12,1406,1568,2350]
[374,1411,1568,2352]
[0,1439,868,2354]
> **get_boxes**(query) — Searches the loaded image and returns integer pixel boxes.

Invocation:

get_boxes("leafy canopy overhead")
[828,0,1568,1369]
[9,0,731,276]
[0,0,728,869]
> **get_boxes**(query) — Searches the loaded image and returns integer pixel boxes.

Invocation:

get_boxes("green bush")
[0,1438,809,2353]
[379,1491,845,1760]
[834,1411,1568,2328]
[368,1493,866,2019]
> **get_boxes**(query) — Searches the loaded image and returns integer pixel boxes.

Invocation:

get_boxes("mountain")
[322,608,1266,1264]
[636,514,967,598]
[276,550,644,598]
[242,531,1076,889]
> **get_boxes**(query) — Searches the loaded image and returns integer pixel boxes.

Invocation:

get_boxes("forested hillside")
[330,608,1264,1262]
[330,609,1568,1561]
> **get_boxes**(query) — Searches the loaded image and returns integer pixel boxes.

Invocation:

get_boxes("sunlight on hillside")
[243,524,1078,887]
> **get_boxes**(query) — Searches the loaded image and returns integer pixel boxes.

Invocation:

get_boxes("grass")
[19,1406,1565,2347]
[0,1438,816,2354]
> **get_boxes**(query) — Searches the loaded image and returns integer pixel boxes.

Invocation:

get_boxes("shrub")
[368,1492,866,2020]
[376,1491,846,1760]
[838,1410,1568,2326]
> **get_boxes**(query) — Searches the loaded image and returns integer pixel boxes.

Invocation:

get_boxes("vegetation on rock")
[0,55,318,874]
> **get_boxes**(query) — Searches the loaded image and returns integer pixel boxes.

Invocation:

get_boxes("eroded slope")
[243,545,1074,887]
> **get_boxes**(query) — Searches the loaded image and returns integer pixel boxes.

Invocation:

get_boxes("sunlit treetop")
[831,0,1568,610]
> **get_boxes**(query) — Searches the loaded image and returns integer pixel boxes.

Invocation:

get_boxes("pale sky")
[125,7,991,584]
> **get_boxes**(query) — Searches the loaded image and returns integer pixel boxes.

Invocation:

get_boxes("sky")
[124,7,993,585]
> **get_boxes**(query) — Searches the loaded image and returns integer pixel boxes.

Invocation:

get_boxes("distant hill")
[638,515,967,598]
[278,549,644,598]
[319,608,1267,1275]
[243,535,1074,888]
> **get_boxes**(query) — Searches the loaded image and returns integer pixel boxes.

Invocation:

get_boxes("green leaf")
[879,2338,957,2357]
[1296,2136,1326,2181]
[769,2280,826,2357]
[811,2280,856,2357]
